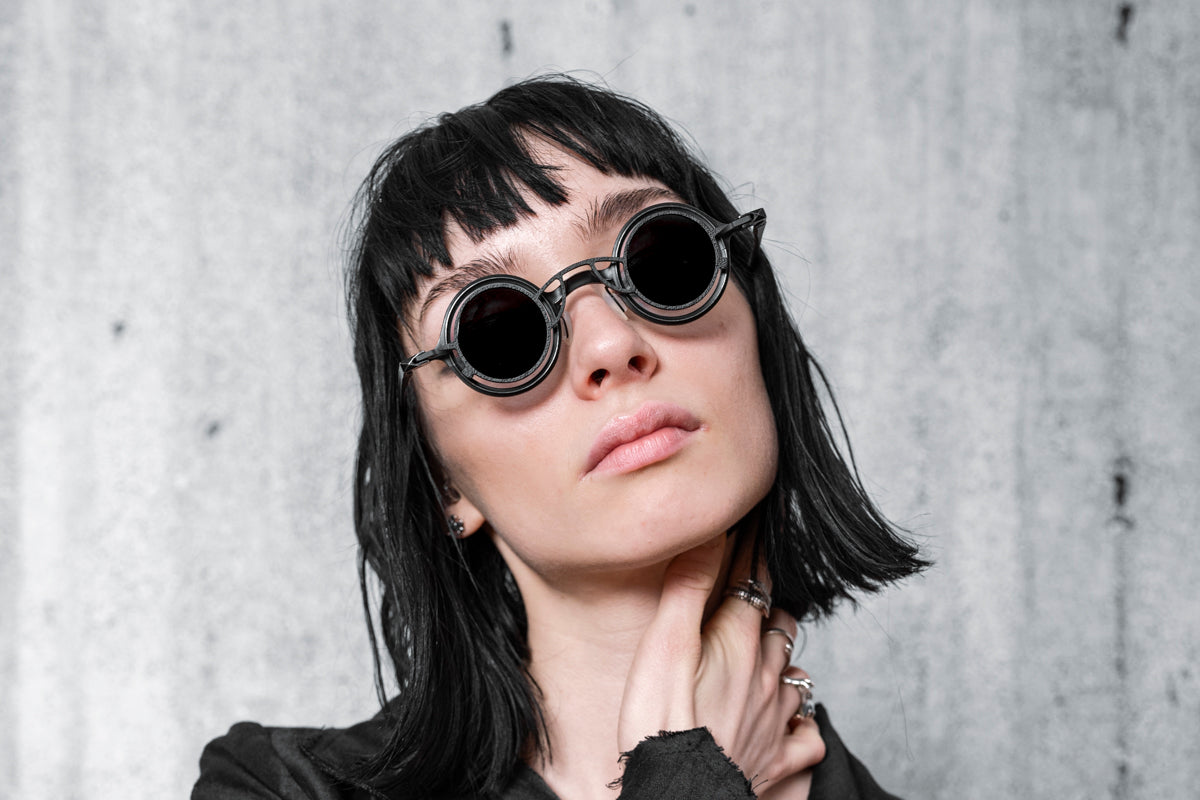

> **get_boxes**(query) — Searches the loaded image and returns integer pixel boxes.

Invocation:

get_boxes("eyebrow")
[418,250,519,325]
[416,186,677,326]
[575,186,677,243]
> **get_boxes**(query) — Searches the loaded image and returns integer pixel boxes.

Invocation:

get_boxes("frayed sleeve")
[615,728,756,799]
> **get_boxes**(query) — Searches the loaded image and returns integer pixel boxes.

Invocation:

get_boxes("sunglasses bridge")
[538,256,633,328]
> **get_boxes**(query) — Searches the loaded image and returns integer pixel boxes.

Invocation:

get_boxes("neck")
[503,538,736,800]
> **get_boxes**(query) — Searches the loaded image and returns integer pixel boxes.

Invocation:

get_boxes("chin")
[616,501,757,565]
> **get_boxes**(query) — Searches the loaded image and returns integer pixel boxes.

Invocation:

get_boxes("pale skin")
[406,144,826,799]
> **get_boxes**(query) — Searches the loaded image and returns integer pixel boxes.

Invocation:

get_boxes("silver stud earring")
[447,515,466,538]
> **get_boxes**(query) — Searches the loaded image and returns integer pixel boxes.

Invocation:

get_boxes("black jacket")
[193,704,902,800]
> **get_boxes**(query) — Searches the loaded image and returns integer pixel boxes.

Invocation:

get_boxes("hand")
[618,532,826,794]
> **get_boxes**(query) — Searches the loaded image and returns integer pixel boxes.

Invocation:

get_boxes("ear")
[442,487,486,539]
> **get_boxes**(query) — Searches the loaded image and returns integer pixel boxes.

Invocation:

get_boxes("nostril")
[628,355,648,374]
[589,368,607,386]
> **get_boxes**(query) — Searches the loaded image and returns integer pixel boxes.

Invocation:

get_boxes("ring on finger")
[781,674,816,720]
[724,579,771,617]
[781,675,814,692]
[763,627,794,657]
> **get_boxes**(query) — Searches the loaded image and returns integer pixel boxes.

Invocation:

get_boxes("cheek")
[416,385,499,504]
[420,392,567,524]
[737,375,779,494]
[720,299,780,486]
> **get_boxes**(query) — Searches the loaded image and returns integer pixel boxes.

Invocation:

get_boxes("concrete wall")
[3,1,1198,797]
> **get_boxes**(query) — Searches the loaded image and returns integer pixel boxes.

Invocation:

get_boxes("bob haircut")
[342,75,927,797]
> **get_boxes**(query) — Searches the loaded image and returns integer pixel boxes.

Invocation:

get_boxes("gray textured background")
[3,1,1199,798]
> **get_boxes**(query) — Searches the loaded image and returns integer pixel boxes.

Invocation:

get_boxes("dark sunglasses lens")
[625,215,716,308]
[457,286,548,380]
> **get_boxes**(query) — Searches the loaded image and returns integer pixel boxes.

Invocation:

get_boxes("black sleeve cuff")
[616,728,756,799]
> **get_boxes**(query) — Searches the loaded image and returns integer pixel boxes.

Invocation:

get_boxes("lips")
[583,402,703,478]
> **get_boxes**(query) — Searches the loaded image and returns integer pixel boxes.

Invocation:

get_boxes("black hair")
[343,75,928,798]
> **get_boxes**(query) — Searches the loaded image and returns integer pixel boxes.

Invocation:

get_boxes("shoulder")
[191,714,392,800]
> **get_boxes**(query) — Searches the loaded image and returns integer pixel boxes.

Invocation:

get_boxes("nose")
[563,287,658,398]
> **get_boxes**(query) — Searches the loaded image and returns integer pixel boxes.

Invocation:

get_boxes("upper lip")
[583,402,702,476]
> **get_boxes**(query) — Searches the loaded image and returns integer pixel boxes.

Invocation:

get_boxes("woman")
[194,76,926,800]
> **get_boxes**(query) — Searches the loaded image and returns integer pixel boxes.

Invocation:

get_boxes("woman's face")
[406,147,778,585]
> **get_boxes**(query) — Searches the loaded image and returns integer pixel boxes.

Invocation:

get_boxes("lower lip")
[587,427,695,477]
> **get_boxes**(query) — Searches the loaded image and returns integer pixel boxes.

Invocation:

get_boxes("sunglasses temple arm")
[715,208,767,241]
[400,347,453,378]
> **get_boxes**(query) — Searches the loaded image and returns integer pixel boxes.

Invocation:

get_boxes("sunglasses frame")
[401,202,766,396]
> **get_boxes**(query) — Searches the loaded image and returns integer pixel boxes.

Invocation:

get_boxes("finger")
[755,712,824,797]
[763,693,825,786]
[779,716,825,773]
[712,531,772,631]
[777,667,815,730]
[760,609,798,675]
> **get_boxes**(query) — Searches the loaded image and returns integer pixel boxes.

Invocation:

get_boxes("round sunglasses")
[400,202,767,396]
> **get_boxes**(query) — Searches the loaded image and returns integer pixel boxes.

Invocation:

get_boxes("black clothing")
[193,704,901,800]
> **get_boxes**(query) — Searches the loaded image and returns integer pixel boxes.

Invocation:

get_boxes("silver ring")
[763,627,794,656]
[781,675,816,720]
[780,675,814,692]
[795,697,816,720]
[723,579,771,617]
